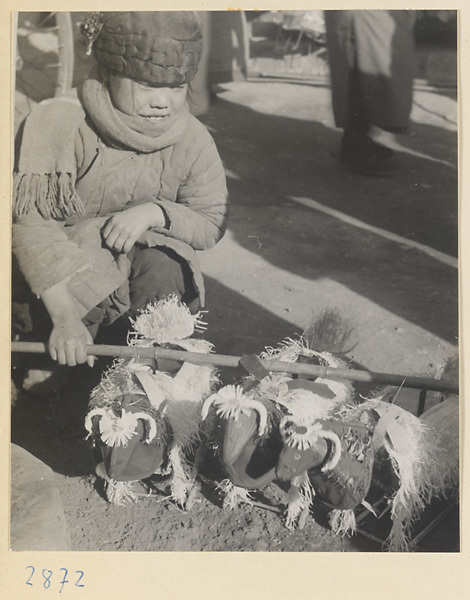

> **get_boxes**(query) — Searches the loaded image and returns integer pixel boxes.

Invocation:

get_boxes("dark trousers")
[324,10,414,133]
[12,246,200,344]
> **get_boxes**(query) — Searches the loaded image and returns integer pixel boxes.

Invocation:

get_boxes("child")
[12,11,228,387]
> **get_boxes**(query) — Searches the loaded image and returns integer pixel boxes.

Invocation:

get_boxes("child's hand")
[102,203,166,254]
[41,280,95,367]
[48,317,95,367]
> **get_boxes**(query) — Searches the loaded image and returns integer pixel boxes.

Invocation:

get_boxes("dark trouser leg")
[340,60,394,176]
[93,247,201,346]
[12,246,201,361]
[346,56,370,136]
[128,246,200,317]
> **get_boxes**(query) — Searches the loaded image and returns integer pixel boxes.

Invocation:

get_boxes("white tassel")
[105,480,139,505]
[354,397,453,551]
[285,473,314,531]
[329,509,357,537]
[218,480,254,510]
[129,295,206,345]
[168,444,193,508]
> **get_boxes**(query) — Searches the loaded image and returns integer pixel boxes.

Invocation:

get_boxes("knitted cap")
[81,11,203,85]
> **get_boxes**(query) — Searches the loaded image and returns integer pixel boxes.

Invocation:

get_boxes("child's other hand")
[48,317,95,367]
[102,203,166,254]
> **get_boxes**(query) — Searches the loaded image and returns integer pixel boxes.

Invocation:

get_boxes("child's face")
[108,75,188,127]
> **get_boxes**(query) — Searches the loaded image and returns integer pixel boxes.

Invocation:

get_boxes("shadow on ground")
[200,94,458,346]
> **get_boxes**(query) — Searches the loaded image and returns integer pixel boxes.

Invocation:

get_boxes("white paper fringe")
[168,444,194,507]
[329,509,357,537]
[105,480,139,505]
[285,473,314,530]
[217,480,254,510]
[129,295,207,346]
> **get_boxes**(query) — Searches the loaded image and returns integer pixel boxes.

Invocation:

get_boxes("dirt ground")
[11,74,459,552]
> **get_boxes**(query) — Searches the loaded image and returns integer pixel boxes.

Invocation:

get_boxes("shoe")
[340,132,392,177]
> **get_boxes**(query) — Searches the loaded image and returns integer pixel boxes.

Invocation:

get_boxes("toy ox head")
[275,417,342,481]
[85,392,170,482]
[202,385,280,488]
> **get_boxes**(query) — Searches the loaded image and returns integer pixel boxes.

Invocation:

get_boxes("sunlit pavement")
[199,80,458,409]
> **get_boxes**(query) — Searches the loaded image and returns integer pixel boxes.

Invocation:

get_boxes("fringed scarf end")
[13,172,84,222]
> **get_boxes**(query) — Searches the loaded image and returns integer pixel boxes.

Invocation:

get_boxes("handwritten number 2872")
[25,567,85,591]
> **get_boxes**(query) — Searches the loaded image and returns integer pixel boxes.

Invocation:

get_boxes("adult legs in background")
[324,10,415,176]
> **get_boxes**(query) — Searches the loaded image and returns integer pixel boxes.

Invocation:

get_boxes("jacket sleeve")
[11,98,92,296]
[12,208,91,297]
[153,120,229,251]
[12,209,129,316]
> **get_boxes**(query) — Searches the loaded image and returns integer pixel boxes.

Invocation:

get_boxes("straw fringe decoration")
[168,444,194,507]
[334,396,457,551]
[88,297,218,508]
[285,473,314,531]
[259,337,354,407]
[129,295,207,346]
[89,359,144,409]
[217,480,254,510]
[329,509,357,537]
[420,397,459,492]
[105,480,139,506]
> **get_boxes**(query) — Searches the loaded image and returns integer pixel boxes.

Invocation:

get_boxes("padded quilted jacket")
[12,96,229,314]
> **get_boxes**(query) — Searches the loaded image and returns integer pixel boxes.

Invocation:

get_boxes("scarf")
[13,70,190,222]
[79,70,191,153]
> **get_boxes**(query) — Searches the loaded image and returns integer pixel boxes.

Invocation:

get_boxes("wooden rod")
[10,341,459,394]
[355,527,385,547]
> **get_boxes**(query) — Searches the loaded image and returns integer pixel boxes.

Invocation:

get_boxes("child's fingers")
[105,229,131,254]
[103,228,120,249]
[85,331,96,368]
[48,335,67,365]
[48,345,58,362]
[113,233,130,253]
[101,218,115,238]
[122,236,137,254]
[56,347,67,366]
[64,340,79,366]
[75,342,88,366]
